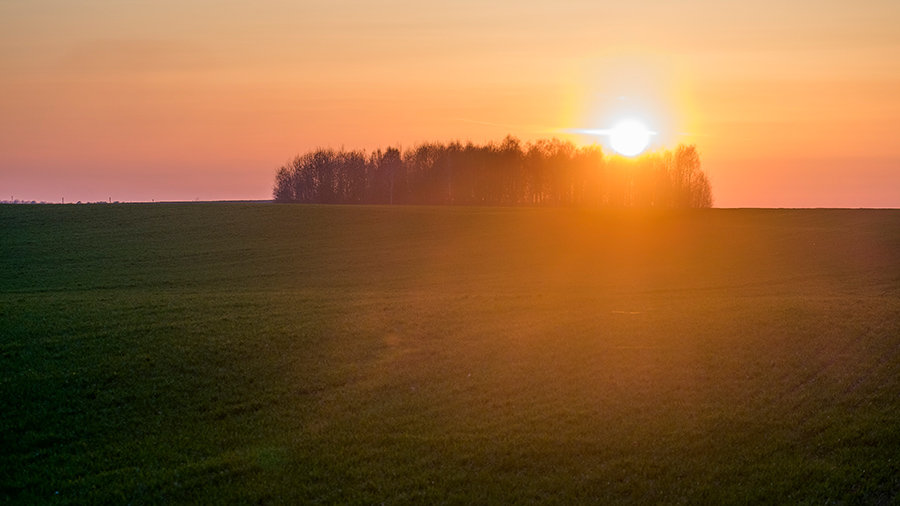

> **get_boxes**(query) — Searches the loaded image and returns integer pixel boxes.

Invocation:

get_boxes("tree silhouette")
[272,137,713,208]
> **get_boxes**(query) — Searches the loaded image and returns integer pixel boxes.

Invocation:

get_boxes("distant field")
[1,203,898,504]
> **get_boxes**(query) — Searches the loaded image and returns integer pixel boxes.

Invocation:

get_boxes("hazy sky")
[2,0,898,206]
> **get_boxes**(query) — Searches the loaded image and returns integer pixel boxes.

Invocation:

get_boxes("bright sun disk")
[609,119,654,157]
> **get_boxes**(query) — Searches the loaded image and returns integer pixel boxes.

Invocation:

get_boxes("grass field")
[1,203,899,504]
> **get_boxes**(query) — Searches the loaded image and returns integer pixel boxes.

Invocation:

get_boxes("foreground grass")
[1,203,898,503]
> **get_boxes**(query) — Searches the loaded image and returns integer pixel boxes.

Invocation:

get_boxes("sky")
[1,0,898,207]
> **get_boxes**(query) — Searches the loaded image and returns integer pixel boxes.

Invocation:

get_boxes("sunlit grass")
[1,204,898,503]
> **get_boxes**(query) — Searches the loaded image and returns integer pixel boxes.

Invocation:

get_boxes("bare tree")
[272,139,713,208]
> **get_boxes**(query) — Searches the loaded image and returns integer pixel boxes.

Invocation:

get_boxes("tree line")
[273,136,712,208]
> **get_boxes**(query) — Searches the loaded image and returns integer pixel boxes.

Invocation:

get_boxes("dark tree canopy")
[273,136,713,208]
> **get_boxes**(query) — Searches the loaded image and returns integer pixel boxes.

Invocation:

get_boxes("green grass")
[1,203,898,504]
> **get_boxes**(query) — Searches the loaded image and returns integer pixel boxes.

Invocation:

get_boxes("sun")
[608,119,654,156]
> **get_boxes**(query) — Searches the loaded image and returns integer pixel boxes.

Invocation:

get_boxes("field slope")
[1,204,899,503]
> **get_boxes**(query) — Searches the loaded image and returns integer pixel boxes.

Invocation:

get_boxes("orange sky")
[1,0,898,206]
